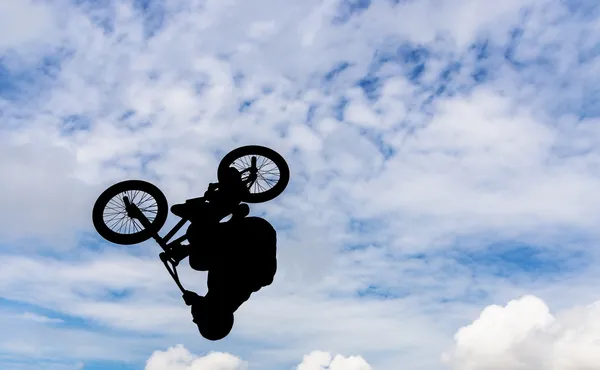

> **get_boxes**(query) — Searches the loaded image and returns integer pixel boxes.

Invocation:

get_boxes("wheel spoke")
[252,180,264,193]
[119,217,131,233]
[242,155,252,168]
[137,196,154,208]
[108,198,123,209]
[232,162,246,171]
[239,157,250,169]
[261,166,279,174]
[103,203,123,212]
[128,190,137,205]
[257,172,268,187]
[261,174,278,184]
[141,203,157,211]
[124,218,133,234]
[115,215,129,233]
[104,212,125,225]
[106,212,126,228]
[258,156,269,170]
[258,172,276,187]
[137,192,149,205]
[103,208,124,216]
[261,164,280,174]
[103,208,123,216]
[132,190,141,203]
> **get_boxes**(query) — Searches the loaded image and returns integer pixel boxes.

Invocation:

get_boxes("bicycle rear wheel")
[92,180,168,245]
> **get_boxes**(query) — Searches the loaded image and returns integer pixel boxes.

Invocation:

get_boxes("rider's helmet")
[192,299,234,341]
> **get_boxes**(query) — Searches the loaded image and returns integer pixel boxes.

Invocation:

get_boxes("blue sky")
[1,0,600,369]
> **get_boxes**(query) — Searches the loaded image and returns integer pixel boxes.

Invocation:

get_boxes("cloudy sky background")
[1,0,600,369]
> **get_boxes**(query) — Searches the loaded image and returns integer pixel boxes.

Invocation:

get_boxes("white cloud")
[0,0,59,54]
[144,346,372,370]
[295,351,372,370]
[348,87,600,249]
[145,345,247,370]
[443,295,600,370]
[0,137,98,245]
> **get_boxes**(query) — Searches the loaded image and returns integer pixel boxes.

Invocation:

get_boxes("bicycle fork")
[123,196,171,251]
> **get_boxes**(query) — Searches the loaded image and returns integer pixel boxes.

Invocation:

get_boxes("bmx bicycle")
[91,145,290,295]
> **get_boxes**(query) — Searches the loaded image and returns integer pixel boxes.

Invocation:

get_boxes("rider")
[166,167,278,340]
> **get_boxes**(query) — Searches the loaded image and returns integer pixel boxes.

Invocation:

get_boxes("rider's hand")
[182,290,201,306]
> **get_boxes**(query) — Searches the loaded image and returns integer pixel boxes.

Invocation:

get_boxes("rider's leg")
[185,221,219,271]
[168,202,219,265]
[186,220,237,272]
[168,216,220,265]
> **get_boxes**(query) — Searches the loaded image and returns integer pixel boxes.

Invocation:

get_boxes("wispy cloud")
[20,312,64,324]
[1,0,600,369]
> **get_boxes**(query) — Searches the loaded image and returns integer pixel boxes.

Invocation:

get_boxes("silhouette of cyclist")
[166,167,278,341]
